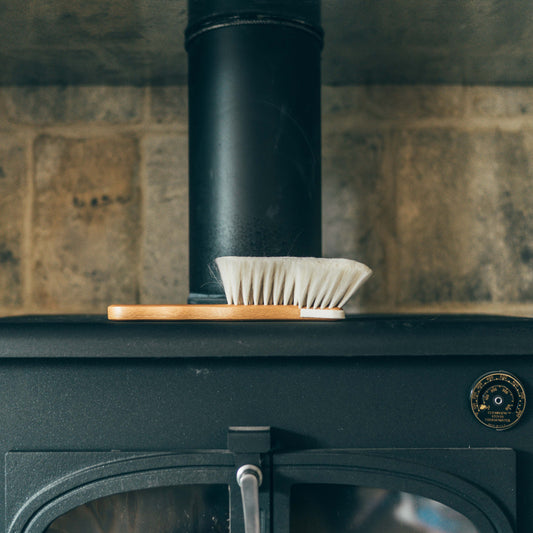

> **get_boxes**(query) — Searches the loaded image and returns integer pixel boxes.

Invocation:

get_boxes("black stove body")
[0,314,531,532]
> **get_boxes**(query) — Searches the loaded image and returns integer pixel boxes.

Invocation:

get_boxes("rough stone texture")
[28,1,143,47]
[395,128,533,305]
[32,134,140,312]
[323,86,466,122]
[467,87,533,117]
[0,89,9,127]
[141,133,188,304]
[322,128,393,310]
[0,135,26,309]
[493,130,533,301]
[5,1,533,85]
[67,86,144,123]
[0,1,188,85]
[5,86,144,125]
[0,84,532,315]
[4,86,68,125]
[150,85,188,125]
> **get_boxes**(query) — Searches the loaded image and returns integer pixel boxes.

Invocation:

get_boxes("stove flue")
[186,0,323,303]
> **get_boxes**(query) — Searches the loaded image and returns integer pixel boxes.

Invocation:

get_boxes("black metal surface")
[187,1,320,28]
[0,315,531,532]
[186,1,322,303]
[7,452,235,533]
[0,314,532,358]
[7,449,515,533]
[277,450,515,533]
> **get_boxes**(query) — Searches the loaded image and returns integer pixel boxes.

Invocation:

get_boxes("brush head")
[215,256,372,311]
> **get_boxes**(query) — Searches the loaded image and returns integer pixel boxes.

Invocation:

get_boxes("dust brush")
[108,257,372,321]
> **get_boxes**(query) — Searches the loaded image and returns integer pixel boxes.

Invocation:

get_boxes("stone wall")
[0,85,532,316]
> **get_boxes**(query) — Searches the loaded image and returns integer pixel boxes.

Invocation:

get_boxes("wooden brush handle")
[108,304,303,321]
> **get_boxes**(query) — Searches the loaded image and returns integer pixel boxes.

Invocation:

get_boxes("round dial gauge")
[470,371,526,431]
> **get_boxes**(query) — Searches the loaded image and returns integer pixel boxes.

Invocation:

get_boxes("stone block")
[322,86,367,121]
[4,86,68,125]
[5,86,144,125]
[150,85,188,125]
[322,85,466,123]
[32,135,140,312]
[395,128,533,305]
[0,88,9,127]
[322,129,394,310]
[67,86,144,124]
[467,86,533,117]
[0,135,26,309]
[141,133,188,304]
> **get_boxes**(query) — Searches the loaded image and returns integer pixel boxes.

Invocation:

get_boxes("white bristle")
[313,261,341,308]
[337,260,373,308]
[240,258,252,305]
[252,259,262,305]
[262,258,275,304]
[271,259,284,305]
[216,256,372,311]
[215,257,235,304]
[305,259,323,308]
[282,258,298,305]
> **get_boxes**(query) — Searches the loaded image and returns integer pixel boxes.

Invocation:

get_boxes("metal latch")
[228,427,271,533]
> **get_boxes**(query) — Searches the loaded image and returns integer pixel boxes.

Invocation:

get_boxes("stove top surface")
[0,314,531,359]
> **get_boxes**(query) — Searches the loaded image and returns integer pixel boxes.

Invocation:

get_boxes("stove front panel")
[0,316,530,532]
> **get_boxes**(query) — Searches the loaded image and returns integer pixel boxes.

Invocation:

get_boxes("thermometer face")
[470,371,526,431]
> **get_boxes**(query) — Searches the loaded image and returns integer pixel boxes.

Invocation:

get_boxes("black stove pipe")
[186,0,323,303]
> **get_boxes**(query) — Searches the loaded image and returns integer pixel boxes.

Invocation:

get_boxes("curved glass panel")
[46,485,229,533]
[291,484,479,533]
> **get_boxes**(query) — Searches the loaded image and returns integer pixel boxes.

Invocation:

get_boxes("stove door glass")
[45,485,229,532]
[290,484,479,533]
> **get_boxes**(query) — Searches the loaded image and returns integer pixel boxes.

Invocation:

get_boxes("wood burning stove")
[1,2,531,532]
[0,314,531,532]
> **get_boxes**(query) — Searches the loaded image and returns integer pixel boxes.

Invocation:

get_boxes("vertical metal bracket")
[227,426,272,468]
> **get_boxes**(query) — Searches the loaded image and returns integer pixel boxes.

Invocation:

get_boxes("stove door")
[5,451,235,533]
[6,448,515,533]
[273,449,516,533]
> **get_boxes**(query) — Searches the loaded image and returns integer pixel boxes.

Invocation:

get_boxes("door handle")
[236,464,263,533]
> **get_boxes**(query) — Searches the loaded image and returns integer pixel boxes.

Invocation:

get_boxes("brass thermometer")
[470,371,526,431]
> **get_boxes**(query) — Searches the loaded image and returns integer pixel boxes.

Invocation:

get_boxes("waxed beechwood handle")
[107,304,345,321]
